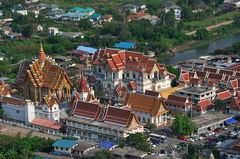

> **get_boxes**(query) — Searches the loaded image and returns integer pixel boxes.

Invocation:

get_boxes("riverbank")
[175,27,240,53]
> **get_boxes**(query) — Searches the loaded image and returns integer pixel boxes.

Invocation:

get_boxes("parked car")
[179,135,188,140]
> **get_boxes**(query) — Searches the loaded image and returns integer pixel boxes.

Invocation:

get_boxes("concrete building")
[217,139,240,159]
[164,95,193,113]
[0,96,35,124]
[52,139,79,156]
[48,27,59,36]
[192,112,233,135]
[65,101,144,142]
[163,2,182,20]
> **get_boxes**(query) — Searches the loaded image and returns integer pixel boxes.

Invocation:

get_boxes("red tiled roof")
[203,67,217,73]
[217,90,232,100]
[72,101,102,120]
[227,63,240,71]
[165,95,192,107]
[104,107,140,128]
[190,78,201,84]
[219,69,234,76]
[208,80,217,87]
[181,72,190,82]
[93,48,163,74]
[194,99,214,111]
[78,75,90,92]
[145,90,159,97]
[208,73,224,81]
[230,79,239,90]
[31,118,61,130]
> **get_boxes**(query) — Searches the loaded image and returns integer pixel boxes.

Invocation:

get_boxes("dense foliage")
[171,115,197,136]
[125,133,150,152]
[0,134,54,159]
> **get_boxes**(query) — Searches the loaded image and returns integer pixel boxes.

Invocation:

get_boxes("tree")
[94,150,113,159]
[171,115,197,136]
[21,25,33,38]
[79,19,92,30]
[167,66,180,79]
[232,42,240,54]
[188,144,202,159]
[196,28,209,40]
[234,15,240,27]
[5,149,18,159]
[125,133,150,152]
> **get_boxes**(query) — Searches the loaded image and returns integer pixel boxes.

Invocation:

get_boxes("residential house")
[127,11,149,22]
[11,4,28,15]
[138,15,159,25]
[164,95,193,113]
[68,46,97,63]
[217,139,240,159]
[192,1,208,13]
[122,3,147,14]
[92,48,175,100]
[47,8,65,20]
[61,32,84,39]
[163,2,181,20]
[101,14,113,23]
[0,26,12,35]
[52,139,79,157]
[48,27,59,36]
[124,92,168,126]
[193,99,214,114]
[65,101,144,142]
[8,32,23,40]
[69,7,95,16]
[36,25,43,32]
[0,97,35,124]
[25,0,40,4]
[72,142,97,158]
[218,3,236,12]
[26,5,40,17]
[0,10,3,17]
[89,13,102,24]
[224,0,240,8]
[62,12,87,21]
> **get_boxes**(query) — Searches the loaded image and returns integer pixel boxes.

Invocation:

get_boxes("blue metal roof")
[70,7,95,13]
[52,140,79,149]
[77,45,98,54]
[89,13,102,20]
[99,141,117,149]
[63,12,87,18]
[114,41,136,49]
[224,118,238,125]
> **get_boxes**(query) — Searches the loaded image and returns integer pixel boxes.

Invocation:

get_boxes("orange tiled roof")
[0,81,11,96]
[43,90,60,107]
[125,93,168,116]
[217,90,232,100]
[78,75,90,92]
[16,48,72,89]
[193,99,214,111]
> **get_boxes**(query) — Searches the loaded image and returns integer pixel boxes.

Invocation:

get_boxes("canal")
[166,33,240,64]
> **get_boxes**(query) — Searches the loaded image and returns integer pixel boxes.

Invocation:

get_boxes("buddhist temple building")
[15,44,72,102]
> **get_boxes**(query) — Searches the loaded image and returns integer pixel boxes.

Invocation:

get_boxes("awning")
[99,141,117,149]
[224,118,238,125]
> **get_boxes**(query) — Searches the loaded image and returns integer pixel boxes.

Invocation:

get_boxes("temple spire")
[38,42,46,64]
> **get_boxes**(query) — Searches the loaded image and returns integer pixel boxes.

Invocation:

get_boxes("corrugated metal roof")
[52,140,79,149]
[114,42,136,49]
[77,46,97,54]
